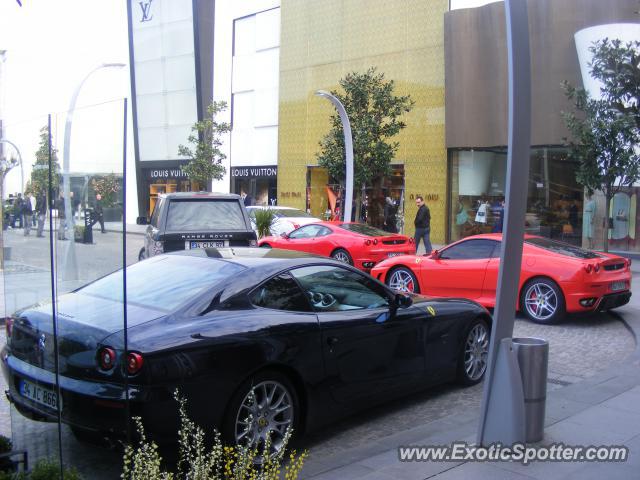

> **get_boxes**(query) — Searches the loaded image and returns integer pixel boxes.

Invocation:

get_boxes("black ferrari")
[2,248,491,453]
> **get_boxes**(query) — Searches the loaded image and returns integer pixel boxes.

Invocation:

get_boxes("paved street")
[0,229,636,478]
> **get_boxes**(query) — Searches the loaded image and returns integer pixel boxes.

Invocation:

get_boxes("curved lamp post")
[0,138,24,193]
[315,90,354,222]
[61,63,126,282]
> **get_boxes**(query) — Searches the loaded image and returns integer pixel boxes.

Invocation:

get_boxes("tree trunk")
[603,194,612,253]
[353,186,362,223]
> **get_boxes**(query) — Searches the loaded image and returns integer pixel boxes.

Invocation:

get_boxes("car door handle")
[326,336,339,346]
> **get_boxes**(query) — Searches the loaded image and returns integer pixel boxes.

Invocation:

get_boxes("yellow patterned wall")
[278,0,448,243]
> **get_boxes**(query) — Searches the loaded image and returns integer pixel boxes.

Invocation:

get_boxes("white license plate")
[187,241,226,249]
[388,252,405,258]
[610,281,627,292]
[19,379,61,411]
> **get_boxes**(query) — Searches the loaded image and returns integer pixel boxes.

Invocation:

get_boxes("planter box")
[103,207,123,222]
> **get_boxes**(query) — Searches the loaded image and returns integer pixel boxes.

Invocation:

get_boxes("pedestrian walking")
[36,192,47,237]
[22,193,33,236]
[90,194,106,233]
[414,195,432,254]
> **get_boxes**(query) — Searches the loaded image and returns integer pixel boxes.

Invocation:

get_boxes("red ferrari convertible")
[371,234,631,324]
[258,222,415,271]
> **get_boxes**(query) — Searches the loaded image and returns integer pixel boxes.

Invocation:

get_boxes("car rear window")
[525,237,600,259]
[275,209,314,218]
[79,255,245,311]
[337,223,393,237]
[166,199,247,231]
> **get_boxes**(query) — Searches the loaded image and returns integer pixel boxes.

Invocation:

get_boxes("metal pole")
[477,0,532,445]
[315,90,354,222]
[61,63,125,281]
[0,138,23,193]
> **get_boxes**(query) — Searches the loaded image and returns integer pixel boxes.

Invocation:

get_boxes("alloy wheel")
[464,323,489,381]
[234,380,294,458]
[332,250,351,264]
[388,269,416,293]
[524,282,558,321]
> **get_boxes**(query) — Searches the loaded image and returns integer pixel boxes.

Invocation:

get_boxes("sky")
[0,0,501,210]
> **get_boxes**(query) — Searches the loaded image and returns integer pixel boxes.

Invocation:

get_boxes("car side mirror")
[394,293,413,309]
[280,232,289,239]
[136,217,148,225]
[430,249,439,258]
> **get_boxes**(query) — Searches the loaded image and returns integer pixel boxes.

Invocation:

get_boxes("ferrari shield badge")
[426,305,436,317]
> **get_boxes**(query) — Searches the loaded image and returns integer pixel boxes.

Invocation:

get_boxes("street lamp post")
[0,138,24,194]
[61,63,125,282]
[315,90,354,223]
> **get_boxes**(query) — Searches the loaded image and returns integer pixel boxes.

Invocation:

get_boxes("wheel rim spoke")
[464,324,488,381]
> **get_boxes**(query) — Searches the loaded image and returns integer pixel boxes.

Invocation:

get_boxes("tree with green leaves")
[30,124,60,196]
[178,101,231,189]
[316,68,413,221]
[562,84,638,252]
[589,38,640,131]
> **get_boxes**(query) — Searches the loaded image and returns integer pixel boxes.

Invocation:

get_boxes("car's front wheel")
[457,318,490,386]
[520,277,565,324]
[223,370,299,461]
[387,267,420,293]
[260,243,272,248]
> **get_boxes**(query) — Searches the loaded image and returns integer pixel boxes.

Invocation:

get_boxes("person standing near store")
[22,193,33,236]
[12,193,23,229]
[56,192,67,240]
[35,192,47,237]
[414,196,432,254]
[91,193,106,233]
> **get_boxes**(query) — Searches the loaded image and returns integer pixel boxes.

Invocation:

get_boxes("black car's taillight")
[126,352,144,375]
[98,347,116,370]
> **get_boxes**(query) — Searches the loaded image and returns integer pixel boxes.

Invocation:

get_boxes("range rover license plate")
[188,241,226,249]
[19,379,61,411]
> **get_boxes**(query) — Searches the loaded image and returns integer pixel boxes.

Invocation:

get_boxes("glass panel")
[3,114,61,472]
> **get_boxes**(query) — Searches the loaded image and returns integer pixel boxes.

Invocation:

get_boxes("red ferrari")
[258,222,415,271]
[371,234,632,324]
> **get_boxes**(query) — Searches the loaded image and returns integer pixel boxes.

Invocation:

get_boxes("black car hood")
[9,293,165,376]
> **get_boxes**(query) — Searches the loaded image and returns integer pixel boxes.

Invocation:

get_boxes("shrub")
[0,459,82,480]
[121,390,306,480]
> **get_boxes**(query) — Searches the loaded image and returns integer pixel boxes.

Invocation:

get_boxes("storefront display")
[230,165,277,206]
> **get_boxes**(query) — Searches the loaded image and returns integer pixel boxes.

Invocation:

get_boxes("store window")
[449,147,583,245]
[306,164,406,233]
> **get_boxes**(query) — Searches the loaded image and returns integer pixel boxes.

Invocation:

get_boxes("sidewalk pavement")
[301,284,640,479]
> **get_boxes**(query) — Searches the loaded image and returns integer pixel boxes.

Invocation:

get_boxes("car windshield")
[166,199,247,231]
[274,209,314,218]
[337,223,394,237]
[79,255,245,311]
[525,237,601,259]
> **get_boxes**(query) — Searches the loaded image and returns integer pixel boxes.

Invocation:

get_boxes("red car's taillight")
[5,317,13,338]
[594,263,601,273]
[126,352,144,375]
[98,347,117,371]
[584,264,593,274]
[409,238,414,244]
[373,239,378,245]
[365,239,372,246]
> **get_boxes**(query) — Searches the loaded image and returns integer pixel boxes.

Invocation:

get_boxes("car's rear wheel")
[138,247,146,261]
[223,370,299,462]
[457,318,490,386]
[520,277,565,324]
[331,248,353,265]
[387,267,420,293]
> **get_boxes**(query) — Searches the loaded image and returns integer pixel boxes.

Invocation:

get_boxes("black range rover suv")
[137,192,257,260]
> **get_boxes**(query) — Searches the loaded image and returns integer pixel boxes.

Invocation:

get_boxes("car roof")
[246,206,301,210]
[159,192,242,200]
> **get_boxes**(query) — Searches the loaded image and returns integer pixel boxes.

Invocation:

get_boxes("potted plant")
[254,208,277,238]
